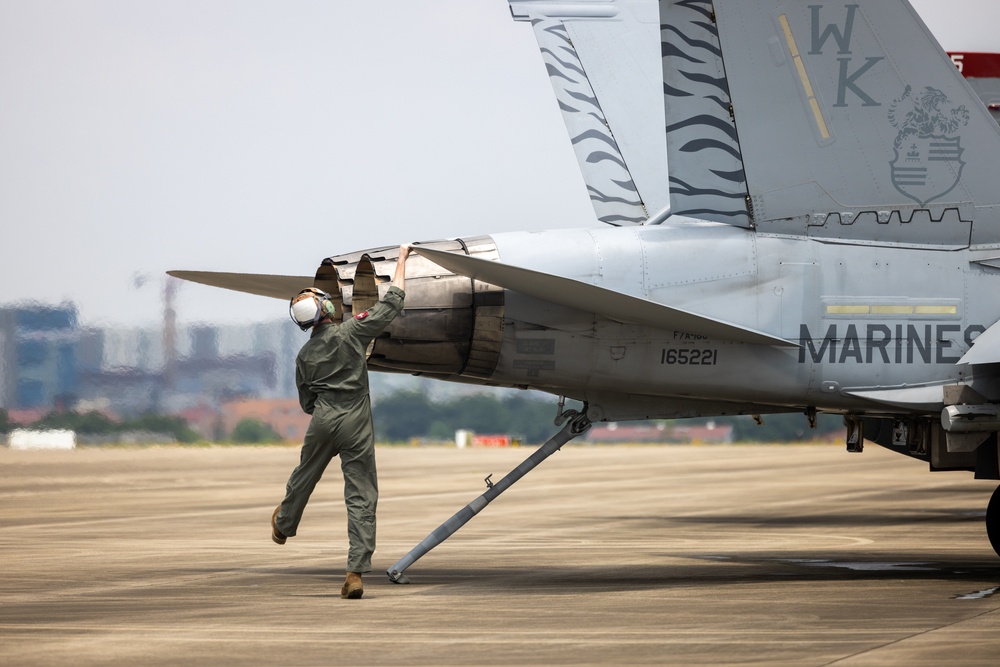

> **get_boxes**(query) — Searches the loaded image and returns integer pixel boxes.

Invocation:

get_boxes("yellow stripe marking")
[794,58,815,98]
[871,305,914,315]
[914,305,958,315]
[826,304,958,316]
[826,305,870,315]
[779,14,830,140]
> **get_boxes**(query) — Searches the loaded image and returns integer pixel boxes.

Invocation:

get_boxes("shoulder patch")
[355,311,369,320]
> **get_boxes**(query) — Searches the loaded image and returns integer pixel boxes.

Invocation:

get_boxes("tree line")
[370,390,844,443]
[0,395,845,446]
[372,391,559,443]
[0,408,201,443]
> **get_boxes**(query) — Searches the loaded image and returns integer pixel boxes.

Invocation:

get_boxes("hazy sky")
[1,0,997,327]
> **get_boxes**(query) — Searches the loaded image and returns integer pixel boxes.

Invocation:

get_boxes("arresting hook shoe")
[271,506,287,545]
[341,572,364,599]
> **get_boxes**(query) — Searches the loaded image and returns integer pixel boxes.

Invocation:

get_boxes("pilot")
[272,244,411,599]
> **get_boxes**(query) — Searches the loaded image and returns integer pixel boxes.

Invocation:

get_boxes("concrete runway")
[3,442,1000,666]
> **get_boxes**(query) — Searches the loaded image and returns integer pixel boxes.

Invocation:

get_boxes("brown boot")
[341,572,364,599]
[271,506,287,545]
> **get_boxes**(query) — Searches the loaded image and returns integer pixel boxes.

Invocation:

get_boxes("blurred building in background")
[0,299,302,428]
[0,295,509,441]
[76,320,296,415]
[0,302,82,411]
[587,421,735,444]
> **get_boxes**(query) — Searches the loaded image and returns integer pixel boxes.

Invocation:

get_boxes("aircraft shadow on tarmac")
[644,510,986,528]
[244,504,1000,596]
[361,562,999,599]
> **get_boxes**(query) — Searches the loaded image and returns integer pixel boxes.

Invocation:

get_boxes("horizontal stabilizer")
[959,318,1000,365]
[167,270,313,300]
[415,247,796,347]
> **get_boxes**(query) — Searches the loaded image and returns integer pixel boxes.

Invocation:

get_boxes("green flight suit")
[276,286,405,573]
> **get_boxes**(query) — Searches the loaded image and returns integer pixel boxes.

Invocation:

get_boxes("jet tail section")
[711,0,1000,245]
[167,270,312,300]
[959,317,1000,366]
[660,0,751,227]
[415,246,796,347]
[509,0,669,225]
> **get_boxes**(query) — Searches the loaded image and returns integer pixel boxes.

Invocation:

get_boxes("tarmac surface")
[3,442,1000,666]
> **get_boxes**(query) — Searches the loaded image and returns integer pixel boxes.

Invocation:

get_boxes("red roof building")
[220,398,310,443]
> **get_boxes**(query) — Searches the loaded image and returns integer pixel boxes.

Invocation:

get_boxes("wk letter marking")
[809,3,857,54]
[808,4,883,107]
[836,56,883,106]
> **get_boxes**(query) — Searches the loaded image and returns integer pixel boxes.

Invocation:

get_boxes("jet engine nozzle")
[314,236,504,380]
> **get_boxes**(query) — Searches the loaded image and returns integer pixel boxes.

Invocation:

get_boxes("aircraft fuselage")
[324,220,1000,423]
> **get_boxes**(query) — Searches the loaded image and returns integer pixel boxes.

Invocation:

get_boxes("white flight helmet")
[290,288,335,331]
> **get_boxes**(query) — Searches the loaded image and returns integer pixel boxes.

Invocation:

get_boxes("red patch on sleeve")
[355,311,369,320]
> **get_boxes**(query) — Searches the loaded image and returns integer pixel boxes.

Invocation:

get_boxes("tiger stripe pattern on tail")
[661,0,751,227]
[530,19,648,226]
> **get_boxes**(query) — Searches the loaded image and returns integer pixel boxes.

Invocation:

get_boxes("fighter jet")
[172,0,1000,573]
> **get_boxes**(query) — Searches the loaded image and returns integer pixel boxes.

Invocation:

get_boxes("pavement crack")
[819,605,1000,666]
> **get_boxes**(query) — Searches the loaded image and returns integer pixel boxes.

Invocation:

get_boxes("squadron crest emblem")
[888,85,970,205]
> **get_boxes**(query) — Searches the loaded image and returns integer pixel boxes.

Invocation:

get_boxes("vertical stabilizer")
[660,0,751,227]
[712,0,1000,246]
[510,0,668,225]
